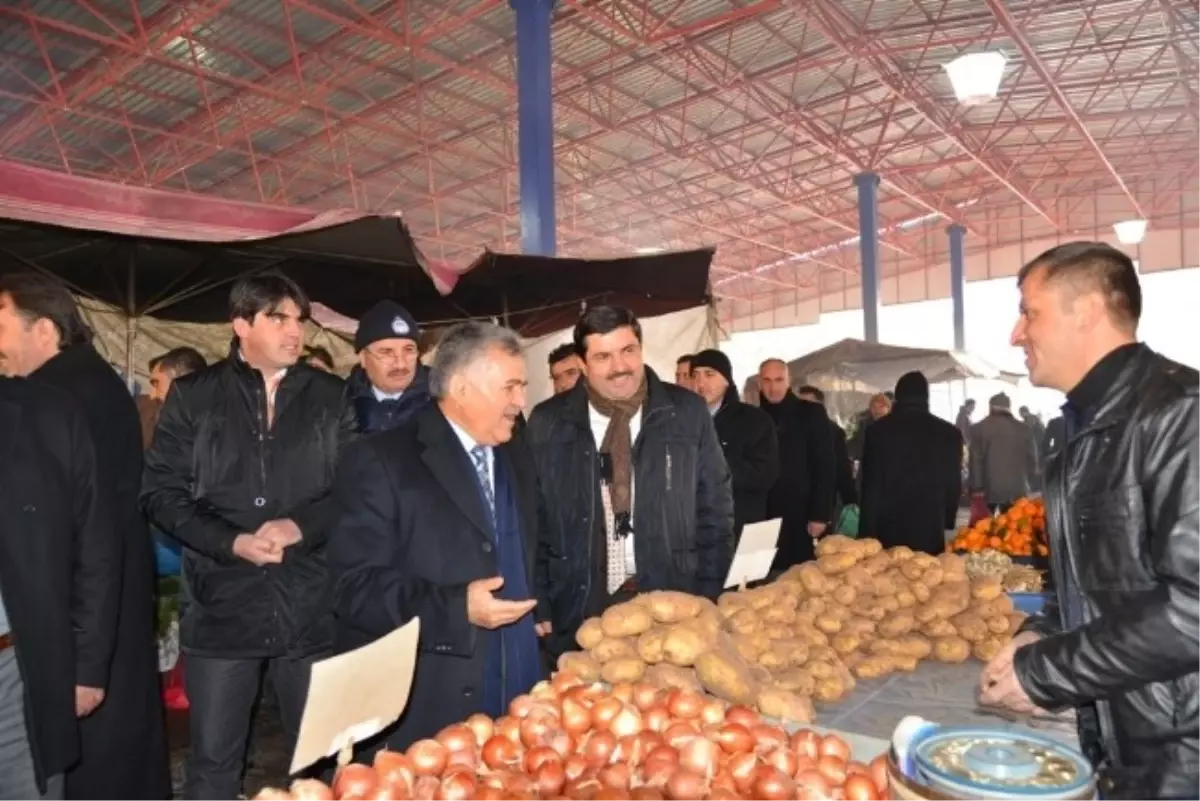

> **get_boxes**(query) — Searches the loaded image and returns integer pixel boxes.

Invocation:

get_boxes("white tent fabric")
[79,298,356,383]
[520,305,718,407]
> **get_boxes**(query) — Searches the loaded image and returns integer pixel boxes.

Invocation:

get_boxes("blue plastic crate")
[1010,592,1048,615]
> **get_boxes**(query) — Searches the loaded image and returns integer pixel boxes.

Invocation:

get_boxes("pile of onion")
[253,671,890,800]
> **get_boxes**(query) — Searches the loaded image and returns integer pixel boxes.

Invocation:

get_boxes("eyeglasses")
[365,347,413,365]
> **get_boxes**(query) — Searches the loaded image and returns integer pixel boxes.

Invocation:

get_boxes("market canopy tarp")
[786,338,1017,391]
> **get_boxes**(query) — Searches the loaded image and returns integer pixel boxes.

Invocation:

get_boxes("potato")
[911,582,932,603]
[690,608,723,641]
[859,538,883,556]
[601,602,655,638]
[845,616,877,637]
[815,534,857,556]
[895,589,917,608]
[798,597,827,617]
[592,636,637,663]
[763,624,793,641]
[662,623,709,667]
[922,619,957,638]
[808,644,839,664]
[762,605,797,626]
[855,600,888,622]
[894,634,933,660]
[636,627,668,664]
[861,552,892,576]
[814,674,849,703]
[602,656,646,683]
[920,565,945,587]
[877,595,901,614]
[807,660,837,680]
[794,622,829,648]
[727,608,761,636]
[773,668,816,696]
[870,575,899,597]
[641,591,704,623]
[576,617,604,650]
[951,612,989,643]
[892,654,920,672]
[817,552,858,575]
[972,637,1006,662]
[757,688,816,723]
[840,651,867,672]
[832,584,857,606]
[695,649,759,704]
[794,563,830,595]
[814,613,843,634]
[729,632,764,662]
[557,651,601,681]
[645,663,703,693]
[937,552,967,576]
[869,639,900,656]
[878,610,916,638]
[852,655,894,680]
[888,545,915,561]
[933,635,971,663]
[980,594,1015,617]
[844,565,874,591]
[985,615,1011,635]
[900,560,926,581]
[971,576,1004,600]
[831,632,861,655]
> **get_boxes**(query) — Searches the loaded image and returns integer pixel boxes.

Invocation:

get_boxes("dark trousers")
[182,653,319,800]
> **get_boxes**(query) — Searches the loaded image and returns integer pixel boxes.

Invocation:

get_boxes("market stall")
[253,537,1085,800]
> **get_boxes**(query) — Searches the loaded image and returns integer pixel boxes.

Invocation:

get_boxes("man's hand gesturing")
[467,576,536,630]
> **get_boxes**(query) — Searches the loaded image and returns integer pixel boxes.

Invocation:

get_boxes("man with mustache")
[344,300,431,434]
[526,305,734,659]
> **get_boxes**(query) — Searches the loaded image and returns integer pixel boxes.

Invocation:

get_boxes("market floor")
[166,692,290,799]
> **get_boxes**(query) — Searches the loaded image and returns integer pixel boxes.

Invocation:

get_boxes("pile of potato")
[558,536,1030,723]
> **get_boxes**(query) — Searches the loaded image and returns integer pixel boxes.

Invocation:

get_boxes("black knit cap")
[690,348,734,387]
[354,300,421,351]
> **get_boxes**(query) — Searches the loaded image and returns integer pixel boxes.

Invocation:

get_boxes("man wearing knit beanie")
[344,300,431,433]
[858,370,964,555]
[690,349,779,539]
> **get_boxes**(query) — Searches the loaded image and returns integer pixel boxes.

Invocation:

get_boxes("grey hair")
[429,321,523,399]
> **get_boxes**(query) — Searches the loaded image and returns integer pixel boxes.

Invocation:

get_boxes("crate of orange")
[950,496,1049,558]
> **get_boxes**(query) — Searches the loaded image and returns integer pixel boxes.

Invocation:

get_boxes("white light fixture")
[1113,219,1148,245]
[944,51,1007,106]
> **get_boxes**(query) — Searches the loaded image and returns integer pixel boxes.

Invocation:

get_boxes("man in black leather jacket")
[142,275,358,799]
[980,242,1198,799]
[526,306,734,659]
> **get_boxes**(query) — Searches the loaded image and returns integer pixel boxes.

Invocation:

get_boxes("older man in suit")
[328,321,541,751]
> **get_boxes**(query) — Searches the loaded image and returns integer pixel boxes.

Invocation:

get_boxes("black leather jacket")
[526,368,734,656]
[1014,344,1198,799]
[142,348,359,658]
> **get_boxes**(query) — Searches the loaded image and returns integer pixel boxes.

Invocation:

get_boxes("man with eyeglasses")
[345,300,432,434]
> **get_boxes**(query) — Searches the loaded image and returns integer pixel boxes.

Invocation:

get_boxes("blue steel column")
[854,172,881,343]
[511,0,557,256]
[947,223,967,351]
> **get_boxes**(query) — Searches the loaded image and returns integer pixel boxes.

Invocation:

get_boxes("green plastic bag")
[835,504,860,537]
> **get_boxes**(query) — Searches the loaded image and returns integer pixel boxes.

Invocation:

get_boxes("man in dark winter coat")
[859,371,963,555]
[755,359,835,570]
[527,306,733,659]
[142,274,358,800]
[344,300,431,434]
[969,393,1038,512]
[0,376,119,800]
[0,273,170,799]
[690,350,779,536]
[797,385,857,510]
[981,242,1197,800]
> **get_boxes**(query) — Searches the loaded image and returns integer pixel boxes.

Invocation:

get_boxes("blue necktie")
[470,445,496,521]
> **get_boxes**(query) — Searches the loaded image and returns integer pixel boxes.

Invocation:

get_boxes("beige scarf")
[587,377,648,532]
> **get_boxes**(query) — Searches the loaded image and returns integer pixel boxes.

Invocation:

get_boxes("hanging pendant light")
[1113,219,1148,245]
[944,51,1007,106]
